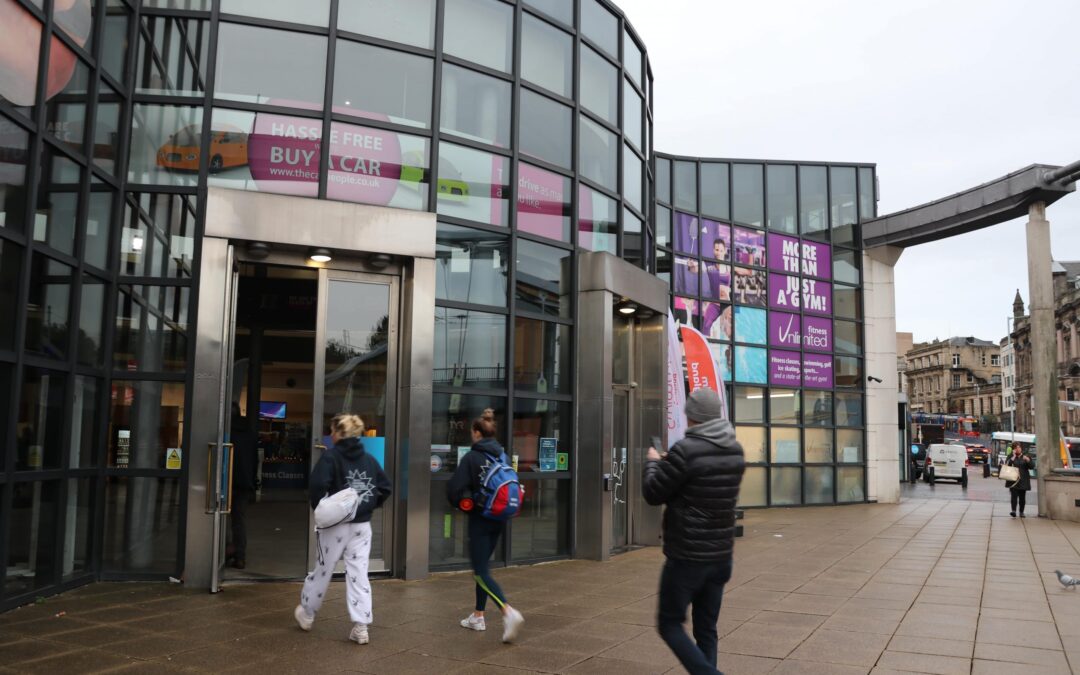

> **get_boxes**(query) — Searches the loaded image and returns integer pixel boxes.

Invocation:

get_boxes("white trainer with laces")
[294,605,314,632]
[501,607,524,643]
[460,614,486,631]
[349,623,370,645]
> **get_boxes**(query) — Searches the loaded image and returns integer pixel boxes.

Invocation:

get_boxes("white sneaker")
[349,623,369,645]
[501,608,524,643]
[294,605,314,632]
[460,614,486,631]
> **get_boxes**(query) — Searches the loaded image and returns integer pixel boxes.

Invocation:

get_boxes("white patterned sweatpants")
[299,521,373,624]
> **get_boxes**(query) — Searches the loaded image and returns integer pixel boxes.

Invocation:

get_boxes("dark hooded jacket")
[643,418,745,561]
[1005,452,1033,491]
[446,437,505,513]
[308,437,392,523]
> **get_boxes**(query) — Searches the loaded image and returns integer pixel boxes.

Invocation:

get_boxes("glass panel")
[77,277,105,366]
[770,467,800,505]
[521,14,572,98]
[327,120,430,210]
[732,164,763,228]
[516,238,571,318]
[35,146,81,256]
[512,399,570,472]
[579,46,617,125]
[520,89,571,169]
[135,15,209,96]
[623,207,643,264]
[93,86,121,173]
[830,166,857,233]
[624,31,643,84]
[734,346,766,384]
[524,0,571,23]
[672,296,698,330]
[734,386,764,424]
[834,285,861,319]
[767,165,797,234]
[700,163,729,221]
[0,239,21,350]
[84,190,113,269]
[121,193,196,278]
[581,0,617,56]
[834,249,860,285]
[738,466,766,507]
[17,369,67,470]
[799,165,828,239]
[54,0,93,48]
[517,163,570,242]
[70,376,99,468]
[26,255,73,358]
[333,40,432,129]
[836,429,864,463]
[511,478,570,560]
[623,78,643,150]
[673,160,696,212]
[835,393,863,426]
[656,157,670,204]
[443,0,512,73]
[656,247,670,285]
[858,167,875,221]
[436,142,509,226]
[579,186,616,253]
[804,466,834,504]
[62,477,95,579]
[770,388,800,425]
[623,145,642,212]
[5,481,61,597]
[579,115,616,191]
[436,223,508,306]
[44,47,90,154]
[835,320,862,355]
[0,114,31,231]
[804,390,832,427]
[143,0,211,8]
[0,1,42,116]
[515,318,569,395]
[441,64,511,147]
[107,381,185,469]
[103,476,182,573]
[220,0,328,25]
[736,426,766,463]
[837,467,864,502]
[338,0,434,49]
[734,306,766,345]
[804,429,833,463]
[215,23,326,109]
[835,357,861,388]
[655,204,671,248]
[434,308,505,388]
[129,104,203,186]
[114,285,189,372]
[101,2,129,83]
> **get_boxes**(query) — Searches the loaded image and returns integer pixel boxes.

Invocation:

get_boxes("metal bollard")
[983,463,990,478]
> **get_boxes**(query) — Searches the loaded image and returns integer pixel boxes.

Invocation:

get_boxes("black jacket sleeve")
[447,452,480,508]
[642,444,690,506]
[372,457,392,508]
[308,450,338,510]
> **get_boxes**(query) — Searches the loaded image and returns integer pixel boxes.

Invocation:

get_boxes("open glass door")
[313,270,398,573]
[209,245,239,592]
[611,387,631,552]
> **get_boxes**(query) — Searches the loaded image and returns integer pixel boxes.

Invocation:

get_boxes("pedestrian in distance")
[644,387,745,675]
[448,414,525,643]
[227,403,258,570]
[294,413,391,645]
[1005,442,1032,517]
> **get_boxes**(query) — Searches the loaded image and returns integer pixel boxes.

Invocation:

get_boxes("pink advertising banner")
[802,315,832,352]
[769,350,802,387]
[768,273,832,315]
[517,164,568,240]
[803,353,834,388]
[768,311,801,349]
[766,232,832,279]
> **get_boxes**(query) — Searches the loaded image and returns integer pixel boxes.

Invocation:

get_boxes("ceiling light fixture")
[309,247,332,263]
[617,299,638,315]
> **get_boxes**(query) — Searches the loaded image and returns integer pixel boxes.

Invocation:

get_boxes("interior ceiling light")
[309,247,332,263]
[617,300,638,315]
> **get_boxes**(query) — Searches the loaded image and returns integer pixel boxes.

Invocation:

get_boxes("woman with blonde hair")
[294,413,391,645]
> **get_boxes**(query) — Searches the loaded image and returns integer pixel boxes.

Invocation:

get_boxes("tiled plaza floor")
[5,488,1080,674]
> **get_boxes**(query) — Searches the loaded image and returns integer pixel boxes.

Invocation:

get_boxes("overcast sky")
[617,0,1080,345]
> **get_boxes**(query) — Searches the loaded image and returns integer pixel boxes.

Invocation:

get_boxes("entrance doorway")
[210,254,399,588]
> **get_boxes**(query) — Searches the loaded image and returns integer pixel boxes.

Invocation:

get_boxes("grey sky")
[617,0,1080,345]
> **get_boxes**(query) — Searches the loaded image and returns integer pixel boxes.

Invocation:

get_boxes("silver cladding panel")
[632,313,665,547]
[578,251,669,314]
[575,290,614,560]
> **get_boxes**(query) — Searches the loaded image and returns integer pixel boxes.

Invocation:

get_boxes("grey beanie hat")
[686,387,723,422]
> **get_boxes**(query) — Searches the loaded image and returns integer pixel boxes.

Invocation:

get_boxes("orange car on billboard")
[156,124,249,173]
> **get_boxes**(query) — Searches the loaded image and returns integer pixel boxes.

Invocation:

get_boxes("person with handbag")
[1002,443,1032,518]
[294,413,391,645]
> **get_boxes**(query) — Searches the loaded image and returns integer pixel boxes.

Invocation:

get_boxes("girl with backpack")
[447,415,525,642]
[294,414,391,645]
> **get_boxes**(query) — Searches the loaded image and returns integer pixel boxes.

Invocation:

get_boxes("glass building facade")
[0,0,874,610]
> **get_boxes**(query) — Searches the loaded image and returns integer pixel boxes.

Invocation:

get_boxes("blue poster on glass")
[539,437,557,472]
[360,436,386,469]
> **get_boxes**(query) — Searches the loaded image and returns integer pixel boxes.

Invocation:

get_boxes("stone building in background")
[904,337,1001,421]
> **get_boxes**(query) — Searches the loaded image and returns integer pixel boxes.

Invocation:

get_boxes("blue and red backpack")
[476,452,523,521]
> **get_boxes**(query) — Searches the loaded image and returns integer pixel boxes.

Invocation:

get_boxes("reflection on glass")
[33,146,79,255]
[859,167,875,221]
[736,426,766,463]
[0,240,21,349]
[579,186,616,254]
[443,0,513,73]
[511,478,571,560]
[655,204,671,248]
[128,104,203,186]
[512,399,570,472]
[17,368,67,470]
[520,90,571,169]
[770,427,800,464]
[108,381,185,468]
[522,14,572,98]
[623,145,643,213]
[767,165,796,233]
[734,386,765,424]
[738,466,766,507]
[624,30,643,84]
[732,163,763,228]
[44,44,90,154]
[328,120,429,211]
[5,481,61,596]
[84,190,113,269]
[334,41,432,129]
[430,394,506,474]
[93,88,121,173]
[835,393,863,426]
[135,14,209,96]
[834,320,862,355]
[436,223,508,306]
[121,192,195,278]
[834,250,860,285]
[215,23,326,108]
[623,79,643,150]
[700,163,729,220]
[101,3,129,83]
[434,307,506,388]
[834,285,861,320]
[0,1,42,116]
[70,377,99,468]
[830,166,857,230]
[524,0,572,24]
[103,476,182,573]
[835,356,861,388]
[581,0,617,56]
[516,239,571,318]
[517,163,570,242]
[114,285,189,372]
[623,207,643,266]
[800,165,828,238]
[436,142,509,226]
[323,281,389,441]
[770,466,800,505]
[339,0,434,48]
[837,467,864,502]
[770,388,800,425]
[26,255,72,358]
[805,466,834,504]
[673,160,696,212]
[62,477,95,580]
[220,0,329,25]
[804,429,833,463]
[804,390,832,427]
[837,429,863,463]
[656,247,671,285]
[0,115,31,231]
[580,46,617,125]
[515,318,569,395]
[77,278,105,366]
[441,63,511,147]
[656,157,671,204]
[54,0,93,50]
[579,115,615,191]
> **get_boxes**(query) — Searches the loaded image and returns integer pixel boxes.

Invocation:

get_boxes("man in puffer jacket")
[644,387,744,675]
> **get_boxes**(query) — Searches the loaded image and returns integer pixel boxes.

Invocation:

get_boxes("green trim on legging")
[474,574,506,609]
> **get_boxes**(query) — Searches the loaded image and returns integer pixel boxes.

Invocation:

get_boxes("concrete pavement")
[4,492,1080,673]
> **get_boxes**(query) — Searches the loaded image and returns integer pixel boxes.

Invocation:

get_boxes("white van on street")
[925,443,968,488]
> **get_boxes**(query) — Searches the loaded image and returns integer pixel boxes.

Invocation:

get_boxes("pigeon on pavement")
[1055,570,1080,590]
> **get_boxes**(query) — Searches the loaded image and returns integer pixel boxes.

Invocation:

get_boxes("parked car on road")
[965,443,989,464]
[925,443,968,488]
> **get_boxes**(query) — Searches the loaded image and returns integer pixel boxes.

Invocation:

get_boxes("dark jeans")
[230,489,252,560]
[657,557,733,675]
[468,516,507,612]
[1010,488,1027,514]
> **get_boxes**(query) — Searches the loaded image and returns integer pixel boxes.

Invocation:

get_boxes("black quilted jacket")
[643,418,745,561]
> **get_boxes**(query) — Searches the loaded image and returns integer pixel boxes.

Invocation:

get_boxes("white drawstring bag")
[314,486,359,529]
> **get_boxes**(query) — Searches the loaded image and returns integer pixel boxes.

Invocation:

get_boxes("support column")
[1026,201,1061,516]
[863,245,904,503]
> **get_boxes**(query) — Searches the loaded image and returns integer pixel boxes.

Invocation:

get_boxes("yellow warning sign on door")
[166,448,182,470]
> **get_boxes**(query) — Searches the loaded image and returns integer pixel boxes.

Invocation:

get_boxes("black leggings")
[1010,488,1027,514]
[468,516,507,612]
